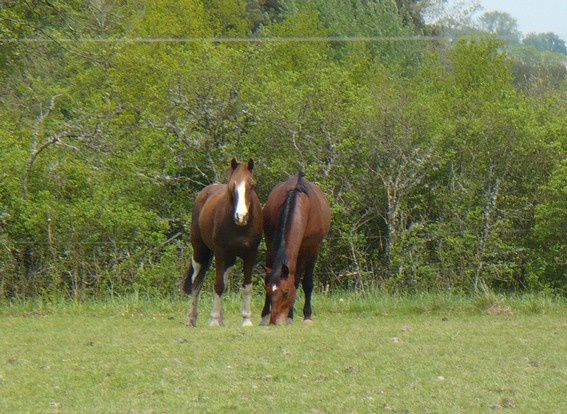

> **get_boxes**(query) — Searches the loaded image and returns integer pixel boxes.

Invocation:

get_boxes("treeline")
[0,0,565,298]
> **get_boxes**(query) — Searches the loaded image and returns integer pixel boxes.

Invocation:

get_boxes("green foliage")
[282,0,423,67]
[508,45,567,95]
[0,1,565,298]
[523,32,567,55]
[532,160,567,291]
[478,11,520,44]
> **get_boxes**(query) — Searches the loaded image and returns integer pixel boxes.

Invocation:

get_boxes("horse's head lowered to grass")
[265,263,297,325]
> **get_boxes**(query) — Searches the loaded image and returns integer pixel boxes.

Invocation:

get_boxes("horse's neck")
[220,187,234,217]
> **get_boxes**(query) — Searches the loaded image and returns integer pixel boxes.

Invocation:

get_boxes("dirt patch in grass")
[486,303,516,316]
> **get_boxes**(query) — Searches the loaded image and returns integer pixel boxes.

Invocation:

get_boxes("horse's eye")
[282,290,289,298]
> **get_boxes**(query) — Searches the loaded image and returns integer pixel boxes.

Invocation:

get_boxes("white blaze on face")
[234,181,248,225]
[272,284,278,292]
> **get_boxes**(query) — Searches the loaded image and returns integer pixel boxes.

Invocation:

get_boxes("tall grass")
[1,290,564,317]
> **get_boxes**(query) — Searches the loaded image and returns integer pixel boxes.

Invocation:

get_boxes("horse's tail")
[269,172,308,284]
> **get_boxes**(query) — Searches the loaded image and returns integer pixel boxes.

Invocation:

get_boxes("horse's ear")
[247,158,254,171]
[281,263,289,279]
[231,157,239,170]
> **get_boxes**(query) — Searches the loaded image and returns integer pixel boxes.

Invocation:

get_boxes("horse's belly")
[216,233,260,254]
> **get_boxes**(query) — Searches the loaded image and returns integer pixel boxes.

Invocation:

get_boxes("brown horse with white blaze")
[261,173,331,325]
[182,158,263,327]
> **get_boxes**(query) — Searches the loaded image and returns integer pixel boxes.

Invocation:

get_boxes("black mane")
[269,172,308,285]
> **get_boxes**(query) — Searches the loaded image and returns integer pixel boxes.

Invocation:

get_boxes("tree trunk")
[473,177,500,293]
[384,185,400,277]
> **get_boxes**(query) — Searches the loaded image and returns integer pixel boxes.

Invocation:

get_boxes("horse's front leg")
[285,273,302,324]
[260,293,270,326]
[209,254,235,327]
[241,254,256,327]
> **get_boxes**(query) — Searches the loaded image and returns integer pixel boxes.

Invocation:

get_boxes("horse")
[181,158,263,327]
[261,172,331,325]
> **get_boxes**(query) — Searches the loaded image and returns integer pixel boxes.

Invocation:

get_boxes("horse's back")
[191,184,226,242]
[192,183,225,217]
[263,180,290,237]
[264,175,330,243]
[305,182,331,240]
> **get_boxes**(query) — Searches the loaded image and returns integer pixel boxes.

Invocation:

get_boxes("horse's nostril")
[234,214,248,226]
[273,315,287,325]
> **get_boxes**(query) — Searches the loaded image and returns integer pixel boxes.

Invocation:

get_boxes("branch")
[22,135,60,199]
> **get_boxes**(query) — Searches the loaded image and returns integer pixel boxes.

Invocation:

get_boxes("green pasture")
[1,293,566,413]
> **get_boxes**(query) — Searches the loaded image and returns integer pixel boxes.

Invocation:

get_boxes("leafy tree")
[478,11,520,44]
[523,32,567,55]
[425,0,482,39]
[531,155,567,291]
[0,0,565,298]
[508,45,567,95]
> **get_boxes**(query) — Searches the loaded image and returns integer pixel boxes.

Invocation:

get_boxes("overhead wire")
[0,34,511,43]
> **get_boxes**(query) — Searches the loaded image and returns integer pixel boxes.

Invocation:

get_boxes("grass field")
[1,293,566,413]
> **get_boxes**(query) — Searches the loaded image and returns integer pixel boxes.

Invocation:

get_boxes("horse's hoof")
[260,316,270,326]
[242,318,253,327]
[303,319,314,325]
[209,319,222,327]
[286,318,293,325]
[187,320,197,328]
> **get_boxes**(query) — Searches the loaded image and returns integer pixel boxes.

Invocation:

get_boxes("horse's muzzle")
[234,213,248,226]
[272,314,290,326]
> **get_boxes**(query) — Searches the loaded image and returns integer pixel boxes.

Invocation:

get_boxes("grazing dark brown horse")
[261,173,331,325]
[182,158,263,327]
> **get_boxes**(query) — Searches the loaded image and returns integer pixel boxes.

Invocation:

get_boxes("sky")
[477,0,567,41]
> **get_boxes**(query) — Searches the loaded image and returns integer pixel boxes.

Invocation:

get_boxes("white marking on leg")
[209,293,223,326]
[191,258,202,283]
[241,283,253,326]
[260,315,270,326]
[234,181,248,225]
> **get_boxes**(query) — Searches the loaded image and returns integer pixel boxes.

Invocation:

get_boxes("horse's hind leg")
[209,254,235,327]
[186,246,212,327]
[302,260,316,323]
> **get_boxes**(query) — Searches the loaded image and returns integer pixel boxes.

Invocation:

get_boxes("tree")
[424,0,482,38]
[0,0,565,298]
[532,160,567,291]
[478,11,520,44]
[523,32,567,55]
